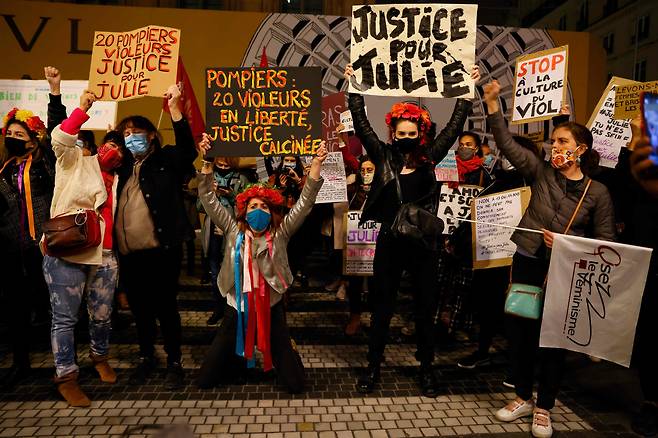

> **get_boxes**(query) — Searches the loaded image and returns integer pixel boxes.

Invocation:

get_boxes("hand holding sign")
[44,66,61,95]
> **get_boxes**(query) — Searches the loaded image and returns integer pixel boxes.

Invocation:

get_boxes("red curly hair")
[235,184,285,233]
[385,102,432,145]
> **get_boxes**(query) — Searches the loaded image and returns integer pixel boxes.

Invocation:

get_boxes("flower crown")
[236,183,285,213]
[2,108,46,138]
[385,102,432,145]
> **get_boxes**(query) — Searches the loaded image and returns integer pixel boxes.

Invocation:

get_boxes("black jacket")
[348,93,472,225]
[116,118,196,251]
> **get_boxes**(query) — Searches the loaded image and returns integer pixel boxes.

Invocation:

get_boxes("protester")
[344,63,480,396]
[42,89,125,407]
[453,131,493,188]
[484,79,615,438]
[114,84,196,389]
[194,134,327,393]
[0,96,53,388]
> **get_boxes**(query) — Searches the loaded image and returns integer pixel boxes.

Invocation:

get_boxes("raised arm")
[345,64,384,161]
[484,80,542,181]
[336,123,360,174]
[165,84,197,171]
[45,66,67,135]
[51,90,94,170]
[429,99,473,163]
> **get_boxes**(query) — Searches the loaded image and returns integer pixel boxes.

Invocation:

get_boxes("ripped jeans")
[43,251,118,377]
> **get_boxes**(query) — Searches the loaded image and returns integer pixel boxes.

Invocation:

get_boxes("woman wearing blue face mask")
[195,134,327,393]
[112,84,197,390]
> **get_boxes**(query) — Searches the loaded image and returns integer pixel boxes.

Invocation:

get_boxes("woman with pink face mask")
[483,80,615,438]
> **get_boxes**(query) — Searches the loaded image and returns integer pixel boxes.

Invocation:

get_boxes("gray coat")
[197,172,323,309]
[488,110,616,255]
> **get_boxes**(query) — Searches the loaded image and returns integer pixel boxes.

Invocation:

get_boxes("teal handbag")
[504,283,544,319]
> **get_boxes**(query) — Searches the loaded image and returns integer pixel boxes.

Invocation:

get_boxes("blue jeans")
[43,251,118,377]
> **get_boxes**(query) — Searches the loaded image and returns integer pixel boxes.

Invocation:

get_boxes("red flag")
[260,46,269,67]
[163,56,205,141]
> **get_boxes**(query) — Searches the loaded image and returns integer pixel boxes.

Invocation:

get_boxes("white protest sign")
[316,152,348,204]
[349,4,478,98]
[437,184,482,234]
[434,151,458,182]
[540,234,653,367]
[511,46,568,124]
[339,110,354,132]
[343,210,380,276]
[0,80,117,130]
[587,76,637,168]
[471,187,530,269]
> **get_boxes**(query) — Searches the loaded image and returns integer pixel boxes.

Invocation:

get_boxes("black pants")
[507,252,565,410]
[0,246,49,368]
[368,228,439,366]
[635,271,658,402]
[120,246,183,364]
[472,266,510,355]
[346,276,369,315]
[196,301,305,393]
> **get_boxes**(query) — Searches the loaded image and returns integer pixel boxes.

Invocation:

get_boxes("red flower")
[236,184,285,214]
[384,102,432,144]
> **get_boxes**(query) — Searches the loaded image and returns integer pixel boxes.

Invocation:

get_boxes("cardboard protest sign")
[434,151,458,182]
[0,80,117,130]
[587,77,638,168]
[613,80,658,120]
[540,234,652,367]
[340,110,353,132]
[88,25,180,101]
[343,210,380,276]
[349,4,478,98]
[322,92,346,152]
[471,187,531,269]
[511,46,568,124]
[316,152,348,204]
[205,67,322,157]
[437,184,482,234]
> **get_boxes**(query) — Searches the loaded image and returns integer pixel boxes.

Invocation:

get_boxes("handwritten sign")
[511,46,568,124]
[587,77,637,168]
[613,80,658,120]
[471,187,531,269]
[88,25,180,101]
[322,92,346,152]
[343,210,380,276]
[316,152,348,204]
[434,151,458,182]
[340,110,354,132]
[438,184,482,234]
[0,80,117,130]
[205,67,322,157]
[349,4,478,98]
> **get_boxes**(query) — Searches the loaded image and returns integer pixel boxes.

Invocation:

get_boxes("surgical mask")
[550,148,577,169]
[4,137,29,157]
[97,144,122,172]
[282,162,296,170]
[246,209,271,232]
[75,139,85,149]
[362,172,374,185]
[457,147,476,161]
[392,137,419,154]
[125,133,149,156]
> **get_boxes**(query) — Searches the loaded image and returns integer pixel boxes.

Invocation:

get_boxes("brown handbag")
[43,210,102,257]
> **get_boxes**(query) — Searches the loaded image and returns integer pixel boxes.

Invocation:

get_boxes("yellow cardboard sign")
[614,80,658,119]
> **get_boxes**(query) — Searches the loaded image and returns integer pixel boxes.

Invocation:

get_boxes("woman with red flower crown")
[0,98,54,389]
[194,133,328,393]
[344,63,481,397]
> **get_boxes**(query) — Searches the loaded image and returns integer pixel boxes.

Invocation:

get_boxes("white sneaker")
[532,409,553,438]
[494,398,535,422]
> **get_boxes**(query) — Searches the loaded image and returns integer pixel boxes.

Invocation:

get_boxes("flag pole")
[450,216,544,234]
[157,109,164,130]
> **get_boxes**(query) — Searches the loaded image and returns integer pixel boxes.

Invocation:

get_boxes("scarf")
[450,156,483,189]
[0,154,36,240]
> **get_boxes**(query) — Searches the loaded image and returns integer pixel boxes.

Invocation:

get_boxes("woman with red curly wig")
[194,133,327,393]
[344,64,480,397]
[0,105,54,389]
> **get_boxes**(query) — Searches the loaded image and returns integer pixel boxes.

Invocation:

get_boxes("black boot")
[0,364,32,390]
[206,311,222,325]
[419,365,439,398]
[632,402,658,437]
[129,356,158,385]
[357,364,380,394]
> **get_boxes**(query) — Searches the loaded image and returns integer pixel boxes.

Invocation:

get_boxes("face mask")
[215,167,231,177]
[393,137,419,154]
[75,139,85,149]
[550,148,577,169]
[246,208,271,232]
[457,147,476,161]
[97,144,122,172]
[282,162,296,170]
[362,172,374,185]
[4,136,30,157]
[125,133,149,156]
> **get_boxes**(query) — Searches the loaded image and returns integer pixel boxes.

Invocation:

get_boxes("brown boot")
[54,371,91,407]
[90,353,117,384]
[345,313,362,336]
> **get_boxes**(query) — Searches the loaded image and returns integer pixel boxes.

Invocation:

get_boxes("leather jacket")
[348,93,473,225]
[197,172,323,310]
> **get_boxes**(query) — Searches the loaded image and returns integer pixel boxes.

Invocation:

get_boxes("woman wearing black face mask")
[0,106,55,389]
[345,64,481,397]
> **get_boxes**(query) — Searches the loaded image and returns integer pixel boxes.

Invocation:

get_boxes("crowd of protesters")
[0,63,657,438]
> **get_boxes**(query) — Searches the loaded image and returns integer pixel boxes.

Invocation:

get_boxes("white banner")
[316,152,348,204]
[349,4,478,98]
[0,80,118,130]
[540,234,653,367]
[437,184,482,234]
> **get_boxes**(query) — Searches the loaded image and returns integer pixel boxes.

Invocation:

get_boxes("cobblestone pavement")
[0,263,643,437]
